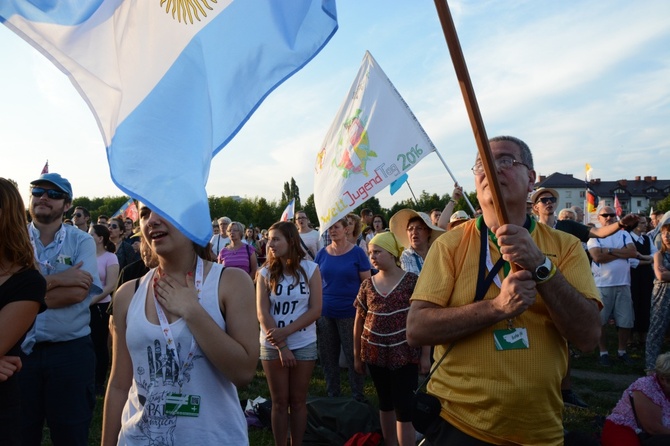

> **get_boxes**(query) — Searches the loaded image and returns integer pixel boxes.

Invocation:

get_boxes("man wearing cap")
[588,206,638,367]
[20,173,102,445]
[389,210,445,276]
[407,136,601,445]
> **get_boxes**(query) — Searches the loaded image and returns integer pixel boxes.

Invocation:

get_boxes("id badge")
[165,393,201,417]
[493,327,529,351]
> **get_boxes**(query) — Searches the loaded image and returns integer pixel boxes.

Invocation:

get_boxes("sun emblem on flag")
[160,0,219,24]
[333,109,377,178]
[315,147,326,174]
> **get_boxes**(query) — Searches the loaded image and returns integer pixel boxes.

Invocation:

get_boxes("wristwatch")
[532,257,553,282]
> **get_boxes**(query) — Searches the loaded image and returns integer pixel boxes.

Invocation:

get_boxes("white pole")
[434,149,477,215]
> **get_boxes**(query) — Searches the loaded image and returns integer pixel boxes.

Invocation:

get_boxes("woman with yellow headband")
[353,232,430,446]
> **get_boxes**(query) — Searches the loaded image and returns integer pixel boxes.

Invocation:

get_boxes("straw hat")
[530,187,559,204]
[389,209,445,249]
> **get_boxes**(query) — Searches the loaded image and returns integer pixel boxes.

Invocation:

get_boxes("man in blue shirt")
[20,173,102,446]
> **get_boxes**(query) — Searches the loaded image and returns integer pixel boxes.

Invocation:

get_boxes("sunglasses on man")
[537,196,557,205]
[31,187,68,200]
[599,213,617,218]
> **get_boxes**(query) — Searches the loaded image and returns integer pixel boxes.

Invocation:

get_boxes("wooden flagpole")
[433,0,511,230]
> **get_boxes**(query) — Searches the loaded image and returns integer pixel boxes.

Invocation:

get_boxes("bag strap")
[415,220,507,394]
[299,237,315,259]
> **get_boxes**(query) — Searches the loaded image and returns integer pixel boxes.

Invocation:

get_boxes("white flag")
[314,51,435,233]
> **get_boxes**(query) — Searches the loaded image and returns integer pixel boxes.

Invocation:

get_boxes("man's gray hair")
[489,135,534,170]
[558,208,577,221]
[218,216,231,225]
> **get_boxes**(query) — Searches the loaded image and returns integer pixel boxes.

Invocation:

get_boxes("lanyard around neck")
[475,216,533,301]
[28,223,67,273]
[153,256,204,391]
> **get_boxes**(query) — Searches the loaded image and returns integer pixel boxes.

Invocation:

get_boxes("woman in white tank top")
[101,203,259,445]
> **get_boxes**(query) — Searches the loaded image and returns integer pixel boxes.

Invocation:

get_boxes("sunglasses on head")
[537,197,557,205]
[31,187,67,200]
[599,213,617,218]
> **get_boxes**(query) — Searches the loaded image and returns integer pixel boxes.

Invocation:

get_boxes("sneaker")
[562,389,589,408]
[618,353,634,366]
[599,354,611,367]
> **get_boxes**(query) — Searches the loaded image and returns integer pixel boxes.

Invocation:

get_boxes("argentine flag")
[1,0,338,245]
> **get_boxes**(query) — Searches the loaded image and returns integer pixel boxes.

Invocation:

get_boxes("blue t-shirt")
[315,245,371,318]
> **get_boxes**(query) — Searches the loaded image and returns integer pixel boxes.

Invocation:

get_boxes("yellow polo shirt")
[412,217,600,445]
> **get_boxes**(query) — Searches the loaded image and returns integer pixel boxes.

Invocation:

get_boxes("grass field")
[41,325,662,445]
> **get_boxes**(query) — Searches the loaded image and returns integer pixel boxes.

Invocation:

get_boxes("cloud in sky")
[1,0,668,213]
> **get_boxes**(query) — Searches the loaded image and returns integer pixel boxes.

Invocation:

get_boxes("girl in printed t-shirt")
[354,231,430,446]
[257,221,322,446]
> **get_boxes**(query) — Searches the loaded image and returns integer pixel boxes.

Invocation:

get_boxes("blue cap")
[30,173,73,199]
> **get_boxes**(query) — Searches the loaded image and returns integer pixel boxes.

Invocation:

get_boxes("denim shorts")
[259,341,318,361]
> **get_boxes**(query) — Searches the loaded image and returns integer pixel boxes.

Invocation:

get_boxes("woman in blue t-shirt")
[315,217,371,401]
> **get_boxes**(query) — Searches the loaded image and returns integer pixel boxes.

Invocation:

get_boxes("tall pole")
[433,1,511,231]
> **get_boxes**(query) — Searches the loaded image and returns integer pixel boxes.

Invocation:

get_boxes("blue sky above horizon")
[1,1,668,213]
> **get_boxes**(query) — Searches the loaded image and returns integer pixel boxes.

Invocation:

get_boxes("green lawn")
[40,325,662,445]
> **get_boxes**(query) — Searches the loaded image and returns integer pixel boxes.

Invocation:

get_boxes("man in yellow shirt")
[407,136,602,445]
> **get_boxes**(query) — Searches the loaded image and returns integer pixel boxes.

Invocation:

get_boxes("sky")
[1,0,669,215]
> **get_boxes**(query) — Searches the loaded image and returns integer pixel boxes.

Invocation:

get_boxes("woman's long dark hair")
[265,221,307,293]
[90,224,116,253]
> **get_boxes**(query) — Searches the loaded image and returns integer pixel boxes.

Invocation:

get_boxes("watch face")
[534,257,552,281]
[536,266,550,279]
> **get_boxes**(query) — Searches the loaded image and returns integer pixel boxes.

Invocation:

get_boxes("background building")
[535,173,670,216]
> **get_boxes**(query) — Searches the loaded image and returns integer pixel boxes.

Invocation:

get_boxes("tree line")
[14,175,668,230]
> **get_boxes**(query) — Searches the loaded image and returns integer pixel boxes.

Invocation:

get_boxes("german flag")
[586,188,598,214]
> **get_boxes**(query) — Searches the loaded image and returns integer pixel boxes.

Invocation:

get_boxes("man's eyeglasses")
[74,213,83,218]
[471,156,530,176]
[31,187,68,200]
[599,213,617,218]
[537,197,557,205]
[125,221,133,226]
[108,224,119,229]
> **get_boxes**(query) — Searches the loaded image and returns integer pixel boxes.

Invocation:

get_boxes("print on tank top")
[133,339,204,445]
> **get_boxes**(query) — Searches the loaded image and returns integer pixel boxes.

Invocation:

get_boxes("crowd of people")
[2,135,670,445]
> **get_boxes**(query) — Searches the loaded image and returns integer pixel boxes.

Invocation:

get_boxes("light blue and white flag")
[1,0,338,245]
